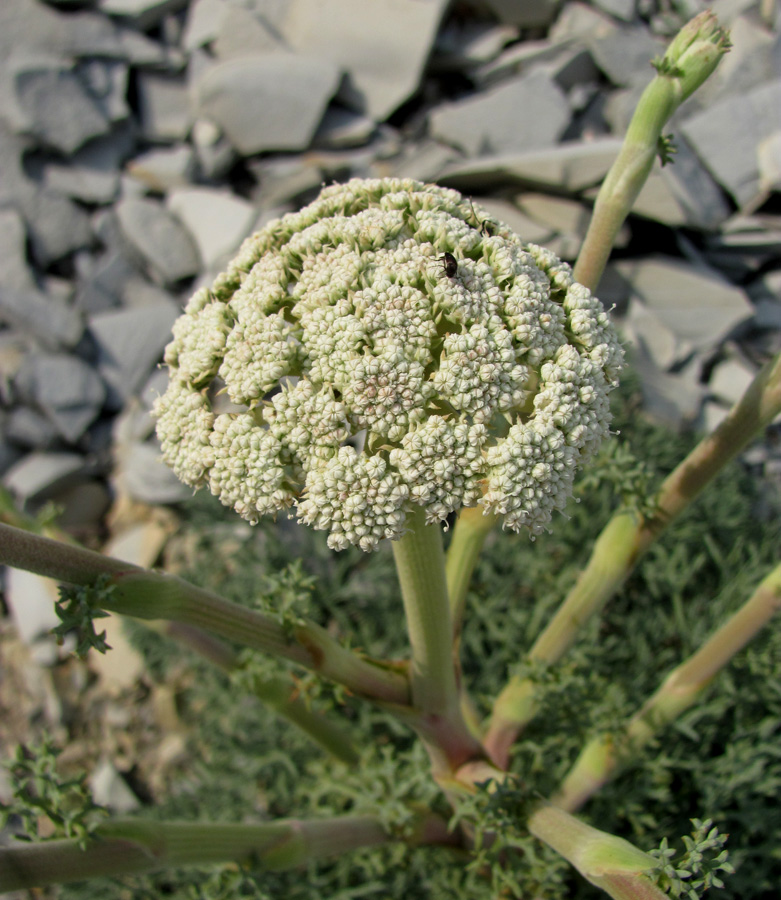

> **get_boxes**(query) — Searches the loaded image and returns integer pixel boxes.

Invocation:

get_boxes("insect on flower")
[468,199,495,237]
[429,251,458,279]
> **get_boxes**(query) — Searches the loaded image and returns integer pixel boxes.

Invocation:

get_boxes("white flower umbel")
[155,178,623,551]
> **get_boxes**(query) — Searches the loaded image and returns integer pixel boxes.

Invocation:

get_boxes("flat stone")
[476,196,553,243]
[213,5,284,59]
[0,208,34,292]
[40,128,133,204]
[590,0,636,22]
[98,0,189,30]
[3,451,90,503]
[88,299,181,407]
[166,187,256,269]
[181,0,229,51]
[430,69,570,157]
[8,56,112,153]
[588,25,663,86]
[14,353,106,444]
[90,760,142,812]
[481,0,560,28]
[312,106,377,149]
[440,136,623,193]
[548,2,616,43]
[515,192,592,236]
[0,286,84,350]
[126,145,197,192]
[115,438,194,503]
[135,71,192,143]
[435,21,519,69]
[194,54,340,154]
[74,249,140,314]
[4,568,61,645]
[624,296,681,370]
[115,197,200,286]
[630,339,705,428]
[681,80,781,211]
[614,256,754,350]
[280,0,450,121]
[191,117,237,180]
[23,186,94,265]
[5,406,61,450]
[709,357,756,405]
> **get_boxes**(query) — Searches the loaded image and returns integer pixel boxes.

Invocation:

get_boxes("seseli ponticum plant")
[153,177,624,551]
[2,11,780,900]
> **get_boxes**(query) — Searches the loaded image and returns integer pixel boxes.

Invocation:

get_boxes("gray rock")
[440,136,623,193]
[116,438,194,503]
[213,5,285,59]
[126,145,197,192]
[590,0,636,22]
[135,71,192,143]
[280,0,450,121]
[4,567,61,645]
[474,37,576,89]
[681,80,781,211]
[5,406,62,450]
[435,21,519,70]
[429,69,570,157]
[90,760,141,813]
[182,0,230,51]
[483,0,560,28]
[23,187,94,265]
[88,299,181,408]
[0,286,84,350]
[98,0,189,31]
[39,128,133,205]
[166,187,256,269]
[8,56,112,153]
[0,208,35,292]
[614,256,754,351]
[14,353,106,444]
[74,249,140,314]
[194,54,340,154]
[312,106,377,149]
[80,58,130,123]
[548,2,616,43]
[2,451,90,503]
[115,197,200,286]
[709,357,756,405]
[588,25,664,87]
[191,117,237,180]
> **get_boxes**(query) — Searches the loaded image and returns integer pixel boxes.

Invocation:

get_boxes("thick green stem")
[528,805,667,900]
[485,351,781,766]
[0,814,403,891]
[574,11,729,292]
[553,562,781,812]
[392,508,485,772]
[446,506,498,640]
[0,522,409,707]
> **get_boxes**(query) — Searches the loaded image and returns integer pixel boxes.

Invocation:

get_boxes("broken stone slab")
[4,567,61,645]
[38,126,134,205]
[135,71,192,143]
[166,187,257,270]
[474,37,577,88]
[709,355,756,405]
[590,0,636,22]
[5,406,62,450]
[14,353,107,444]
[2,450,92,504]
[181,0,229,51]
[213,4,286,59]
[190,117,237,181]
[23,186,94,265]
[115,196,200,286]
[98,0,189,31]
[0,286,84,350]
[279,0,450,121]
[88,299,181,408]
[114,438,194,504]
[548,1,616,44]
[629,337,705,429]
[624,295,682,370]
[588,24,664,87]
[312,105,378,149]
[433,20,519,71]
[74,248,141,314]
[681,79,781,211]
[126,145,197,192]
[0,208,35,292]
[440,136,623,194]
[194,54,340,154]
[90,760,142,812]
[482,0,561,28]
[7,56,112,154]
[613,256,754,351]
[429,69,571,157]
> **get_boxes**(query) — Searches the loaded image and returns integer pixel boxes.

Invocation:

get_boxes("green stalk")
[392,507,484,772]
[573,11,730,291]
[0,522,409,706]
[528,804,667,900]
[0,815,400,891]
[553,562,781,812]
[446,506,498,639]
[485,351,781,766]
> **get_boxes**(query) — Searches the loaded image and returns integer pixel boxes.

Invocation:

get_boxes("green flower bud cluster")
[155,178,623,551]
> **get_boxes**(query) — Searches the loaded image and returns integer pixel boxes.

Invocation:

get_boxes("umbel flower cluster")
[155,178,623,551]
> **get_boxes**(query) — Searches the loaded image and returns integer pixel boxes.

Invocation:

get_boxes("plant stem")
[485,351,781,766]
[0,813,423,891]
[392,508,484,772]
[553,561,781,812]
[446,506,498,640]
[573,11,730,292]
[528,804,667,900]
[0,522,409,706]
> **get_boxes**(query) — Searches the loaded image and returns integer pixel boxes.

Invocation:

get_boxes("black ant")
[468,198,495,237]
[429,251,458,279]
